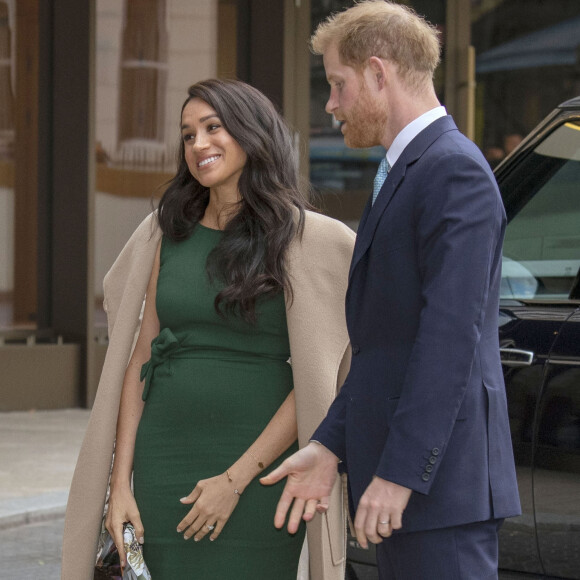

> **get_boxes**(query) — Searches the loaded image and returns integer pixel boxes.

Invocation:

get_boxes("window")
[94,0,218,329]
[472,1,580,168]
[118,0,168,152]
[501,121,580,300]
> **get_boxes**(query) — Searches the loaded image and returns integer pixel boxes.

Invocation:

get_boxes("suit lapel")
[349,116,458,281]
[355,193,373,235]
[349,162,406,279]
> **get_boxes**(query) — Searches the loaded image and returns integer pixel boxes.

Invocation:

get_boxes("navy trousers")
[376,519,504,580]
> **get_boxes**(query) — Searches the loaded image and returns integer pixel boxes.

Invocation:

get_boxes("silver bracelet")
[226,469,242,495]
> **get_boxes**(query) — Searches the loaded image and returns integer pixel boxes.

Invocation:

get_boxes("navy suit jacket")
[314,116,521,533]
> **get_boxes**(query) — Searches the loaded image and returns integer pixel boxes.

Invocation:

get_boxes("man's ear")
[368,56,387,90]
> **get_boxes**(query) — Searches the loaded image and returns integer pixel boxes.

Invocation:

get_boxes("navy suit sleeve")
[375,152,504,493]
[312,378,350,466]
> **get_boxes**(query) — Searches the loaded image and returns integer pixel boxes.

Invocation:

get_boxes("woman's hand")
[177,473,241,542]
[105,484,145,570]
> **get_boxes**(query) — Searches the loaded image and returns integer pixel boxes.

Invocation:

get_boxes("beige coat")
[61,210,355,580]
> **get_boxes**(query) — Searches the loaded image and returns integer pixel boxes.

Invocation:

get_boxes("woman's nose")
[193,133,209,150]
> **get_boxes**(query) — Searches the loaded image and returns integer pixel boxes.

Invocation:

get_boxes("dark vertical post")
[13,0,40,325]
[236,0,285,112]
[51,0,94,405]
[236,0,250,83]
[36,0,53,331]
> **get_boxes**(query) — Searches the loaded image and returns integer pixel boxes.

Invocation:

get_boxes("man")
[261,1,521,578]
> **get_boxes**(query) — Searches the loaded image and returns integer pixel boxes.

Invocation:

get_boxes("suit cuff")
[309,439,342,463]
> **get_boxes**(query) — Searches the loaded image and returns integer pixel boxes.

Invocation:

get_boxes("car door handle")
[500,348,534,367]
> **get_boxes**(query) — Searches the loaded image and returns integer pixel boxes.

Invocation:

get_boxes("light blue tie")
[372,157,390,205]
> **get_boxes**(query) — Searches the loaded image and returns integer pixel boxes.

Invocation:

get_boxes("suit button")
[422,473,430,482]
[425,464,433,473]
[432,448,440,456]
[352,345,360,355]
[428,456,437,465]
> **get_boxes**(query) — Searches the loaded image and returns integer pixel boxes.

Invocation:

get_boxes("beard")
[341,82,387,149]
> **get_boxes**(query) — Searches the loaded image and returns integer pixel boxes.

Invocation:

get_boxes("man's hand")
[260,442,339,533]
[354,476,412,548]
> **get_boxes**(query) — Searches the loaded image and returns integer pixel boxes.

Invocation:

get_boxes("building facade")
[1,0,580,409]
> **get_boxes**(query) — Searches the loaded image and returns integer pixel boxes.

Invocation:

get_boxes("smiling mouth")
[198,155,220,168]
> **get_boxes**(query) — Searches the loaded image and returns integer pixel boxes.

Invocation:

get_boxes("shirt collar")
[386,106,447,169]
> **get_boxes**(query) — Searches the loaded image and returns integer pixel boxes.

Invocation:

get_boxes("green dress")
[133,224,304,579]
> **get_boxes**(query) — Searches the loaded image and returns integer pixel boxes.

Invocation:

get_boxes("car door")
[496,110,580,578]
[534,307,580,578]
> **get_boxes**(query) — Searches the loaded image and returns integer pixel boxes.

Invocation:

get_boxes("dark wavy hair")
[157,78,310,322]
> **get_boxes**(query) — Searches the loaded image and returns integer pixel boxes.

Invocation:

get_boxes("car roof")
[558,95,580,109]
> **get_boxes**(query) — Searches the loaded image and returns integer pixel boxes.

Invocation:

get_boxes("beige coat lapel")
[285,211,354,577]
[61,211,354,580]
[62,215,161,580]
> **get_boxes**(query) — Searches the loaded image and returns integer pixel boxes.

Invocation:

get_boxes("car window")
[501,120,580,300]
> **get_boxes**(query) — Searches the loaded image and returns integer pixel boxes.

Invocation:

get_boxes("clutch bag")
[94,522,152,580]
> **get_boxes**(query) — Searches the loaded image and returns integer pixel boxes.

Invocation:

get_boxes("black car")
[346,96,580,580]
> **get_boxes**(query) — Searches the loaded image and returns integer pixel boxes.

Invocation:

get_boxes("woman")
[61,79,355,579]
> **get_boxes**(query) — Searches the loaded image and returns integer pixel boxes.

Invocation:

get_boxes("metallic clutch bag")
[94,522,152,580]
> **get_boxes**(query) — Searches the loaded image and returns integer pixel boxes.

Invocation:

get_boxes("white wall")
[94,0,124,159]
[94,192,154,297]
[166,0,218,146]
[95,0,218,162]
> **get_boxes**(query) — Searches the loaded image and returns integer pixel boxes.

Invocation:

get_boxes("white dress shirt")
[385,106,447,169]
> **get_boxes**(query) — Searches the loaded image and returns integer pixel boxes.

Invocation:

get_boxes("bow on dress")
[140,327,180,401]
